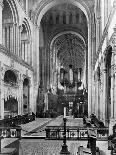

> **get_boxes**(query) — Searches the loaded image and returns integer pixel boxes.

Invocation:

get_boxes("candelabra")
[60,117,70,155]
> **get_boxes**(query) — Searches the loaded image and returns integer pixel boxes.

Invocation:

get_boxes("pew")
[90,114,107,135]
[108,125,116,154]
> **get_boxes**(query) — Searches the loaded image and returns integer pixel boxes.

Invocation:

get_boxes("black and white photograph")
[0,0,115,154]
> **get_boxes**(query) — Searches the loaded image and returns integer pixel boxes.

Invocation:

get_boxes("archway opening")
[23,78,30,114]
[4,96,18,118]
[4,70,17,85]
[105,46,112,120]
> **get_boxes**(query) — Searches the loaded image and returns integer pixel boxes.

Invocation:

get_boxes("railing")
[0,126,22,138]
[0,126,22,154]
[45,126,109,140]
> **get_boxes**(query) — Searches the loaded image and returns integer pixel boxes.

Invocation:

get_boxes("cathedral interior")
[0,0,116,154]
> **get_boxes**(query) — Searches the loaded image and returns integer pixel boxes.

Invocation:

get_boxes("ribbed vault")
[54,33,85,71]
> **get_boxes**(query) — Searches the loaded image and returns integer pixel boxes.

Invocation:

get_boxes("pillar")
[72,12,76,24]
[113,46,116,119]
[19,77,23,115]
[18,25,21,57]
[16,26,19,56]
[10,24,13,52]
[59,12,63,24]
[26,0,28,15]
[0,62,4,119]
[7,25,9,49]
[102,67,107,124]
[13,23,17,54]
[2,26,5,46]
[66,12,69,24]
[110,64,114,119]
[88,22,92,116]
[0,0,3,44]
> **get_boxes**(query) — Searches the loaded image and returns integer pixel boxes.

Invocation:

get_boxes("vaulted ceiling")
[41,3,88,71]
[54,33,85,71]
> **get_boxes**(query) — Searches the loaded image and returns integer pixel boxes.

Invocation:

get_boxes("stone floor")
[20,139,111,155]
[19,116,111,155]
[1,116,111,155]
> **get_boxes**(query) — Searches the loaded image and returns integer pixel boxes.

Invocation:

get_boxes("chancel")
[0,0,115,154]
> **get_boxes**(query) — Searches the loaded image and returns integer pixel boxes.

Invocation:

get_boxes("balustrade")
[45,126,108,140]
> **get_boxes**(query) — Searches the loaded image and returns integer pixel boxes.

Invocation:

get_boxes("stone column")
[2,26,5,46]
[79,10,82,23]
[0,0,3,44]
[88,22,92,115]
[13,24,16,54]
[19,76,24,115]
[7,25,10,49]
[72,12,76,24]
[26,0,28,15]
[113,46,116,120]
[10,24,13,52]
[102,68,107,123]
[0,63,4,119]
[110,64,114,119]
[59,12,63,24]
[25,42,28,62]
[16,26,19,56]
[66,12,69,24]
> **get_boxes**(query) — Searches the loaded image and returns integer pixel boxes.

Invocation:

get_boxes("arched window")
[21,21,31,63]
[4,70,17,85]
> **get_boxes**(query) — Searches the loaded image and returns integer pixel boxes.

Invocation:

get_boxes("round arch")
[32,0,91,26]
[4,70,17,85]
[21,18,31,37]
[32,0,93,114]
[50,31,86,50]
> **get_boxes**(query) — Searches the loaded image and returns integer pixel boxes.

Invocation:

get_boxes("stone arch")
[50,31,86,50]
[3,0,19,24]
[32,0,91,26]
[32,0,93,114]
[20,18,31,62]
[21,18,31,38]
[4,70,17,85]
[4,96,18,118]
